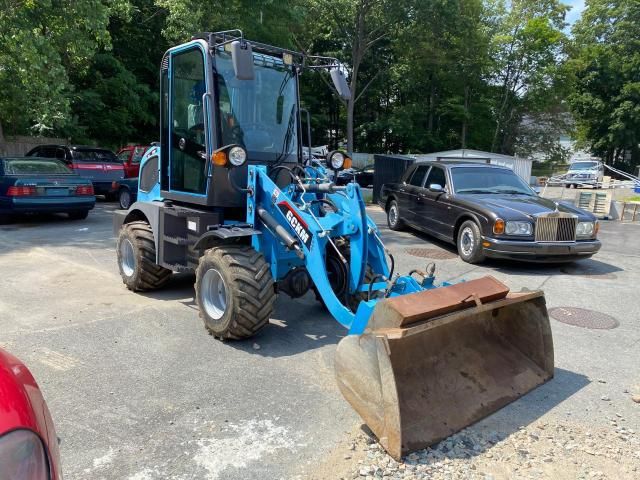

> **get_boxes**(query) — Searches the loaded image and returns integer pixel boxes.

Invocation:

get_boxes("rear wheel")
[457,220,485,264]
[118,188,132,210]
[195,245,276,340]
[387,200,404,231]
[117,221,171,291]
[68,210,89,220]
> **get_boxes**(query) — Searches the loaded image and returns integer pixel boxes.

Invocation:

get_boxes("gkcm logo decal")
[278,201,312,250]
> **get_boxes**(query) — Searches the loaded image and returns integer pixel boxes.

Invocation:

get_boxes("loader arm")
[246,164,399,333]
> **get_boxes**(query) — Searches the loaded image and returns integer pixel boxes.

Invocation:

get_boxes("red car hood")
[0,348,61,478]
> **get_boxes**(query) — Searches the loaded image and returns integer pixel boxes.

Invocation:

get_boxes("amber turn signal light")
[344,157,352,169]
[493,219,505,234]
[212,151,227,166]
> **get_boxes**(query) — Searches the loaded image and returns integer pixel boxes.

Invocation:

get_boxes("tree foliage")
[1,0,631,167]
[569,0,640,170]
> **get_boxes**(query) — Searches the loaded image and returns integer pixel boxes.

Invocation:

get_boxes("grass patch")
[628,195,640,202]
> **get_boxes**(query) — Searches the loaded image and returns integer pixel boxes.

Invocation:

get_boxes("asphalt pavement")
[0,202,638,479]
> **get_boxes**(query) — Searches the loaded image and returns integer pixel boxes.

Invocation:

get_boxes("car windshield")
[569,162,599,171]
[215,51,299,163]
[73,149,119,163]
[3,158,72,175]
[452,167,533,195]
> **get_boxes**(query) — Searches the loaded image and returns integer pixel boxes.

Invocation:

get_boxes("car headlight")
[228,146,247,167]
[0,430,49,480]
[505,221,533,235]
[576,221,595,238]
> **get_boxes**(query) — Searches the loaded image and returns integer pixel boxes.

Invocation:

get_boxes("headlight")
[228,146,247,167]
[0,430,49,480]
[505,221,533,235]
[576,221,595,237]
[328,151,345,170]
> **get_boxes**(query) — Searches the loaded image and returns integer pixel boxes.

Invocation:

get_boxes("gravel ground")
[346,416,639,480]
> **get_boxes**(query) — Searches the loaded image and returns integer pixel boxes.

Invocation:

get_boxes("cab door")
[164,43,212,201]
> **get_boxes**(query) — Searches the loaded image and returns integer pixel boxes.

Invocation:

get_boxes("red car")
[116,145,150,178]
[0,348,62,479]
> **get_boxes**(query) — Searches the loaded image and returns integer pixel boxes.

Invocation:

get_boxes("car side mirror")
[428,183,444,193]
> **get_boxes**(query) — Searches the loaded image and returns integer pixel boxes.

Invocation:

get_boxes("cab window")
[409,166,429,187]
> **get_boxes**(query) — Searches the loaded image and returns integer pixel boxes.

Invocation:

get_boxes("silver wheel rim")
[201,269,227,320]
[389,205,398,226]
[120,191,130,209]
[460,227,475,256]
[120,238,136,277]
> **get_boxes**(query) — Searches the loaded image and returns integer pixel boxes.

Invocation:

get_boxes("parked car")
[112,177,138,210]
[0,156,95,222]
[26,144,124,198]
[563,160,604,188]
[0,347,62,479]
[380,161,601,263]
[336,164,375,187]
[116,144,151,178]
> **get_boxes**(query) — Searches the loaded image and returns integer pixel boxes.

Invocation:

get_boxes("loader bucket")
[335,277,554,460]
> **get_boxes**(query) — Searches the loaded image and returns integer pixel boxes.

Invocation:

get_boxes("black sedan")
[379,161,601,263]
[0,157,96,222]
[336,164,374,187]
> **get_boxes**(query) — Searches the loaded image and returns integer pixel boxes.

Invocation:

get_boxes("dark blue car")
[0,157,96,222]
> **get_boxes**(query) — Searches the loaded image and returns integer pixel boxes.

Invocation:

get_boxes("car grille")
[535,213,577,242]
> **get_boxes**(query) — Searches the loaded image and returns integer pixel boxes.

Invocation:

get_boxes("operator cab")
[158,34,304,210]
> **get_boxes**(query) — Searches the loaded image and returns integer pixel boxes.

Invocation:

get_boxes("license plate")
[46,187,69,196]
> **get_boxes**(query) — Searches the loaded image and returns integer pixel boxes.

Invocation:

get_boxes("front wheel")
[117,221,171,291]
[195,245,276,340]
[118,188,132,210]
[457,220,486,264]
[387,200,404,231]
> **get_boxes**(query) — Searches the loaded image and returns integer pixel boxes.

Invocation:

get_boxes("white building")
[411,149,533,181]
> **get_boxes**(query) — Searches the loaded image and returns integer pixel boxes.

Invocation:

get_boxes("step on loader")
[113,30,554,460]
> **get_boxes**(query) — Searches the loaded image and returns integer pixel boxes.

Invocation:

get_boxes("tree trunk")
[428,83,436,133]
[461,84,469,149]
[346,98,355,155]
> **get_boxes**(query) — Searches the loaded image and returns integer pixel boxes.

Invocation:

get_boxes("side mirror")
[428,183,444,193]
[230,41,254,80]
[330,68,351,100]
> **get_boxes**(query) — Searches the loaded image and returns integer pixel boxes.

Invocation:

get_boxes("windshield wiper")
[456,189,498,194]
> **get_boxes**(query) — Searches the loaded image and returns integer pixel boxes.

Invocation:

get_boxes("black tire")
[386,199,404,231]
[195,245,276,340]
[457,220,486,264]
[117,221,171,291]
[68,210,89,220]
[119,188,132,210]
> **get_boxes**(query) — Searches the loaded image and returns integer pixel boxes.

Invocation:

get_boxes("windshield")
[569,162,599,171]
[215,52,299,162]
[73,149,119,163]
[3,158,72,175]
[452,167,533,195]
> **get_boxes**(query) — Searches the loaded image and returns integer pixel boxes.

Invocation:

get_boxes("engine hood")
[457,193,591,219]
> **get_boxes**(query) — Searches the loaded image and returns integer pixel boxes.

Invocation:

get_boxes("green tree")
[488,0,569,154]
[0,1,124,136]
[569,0,640,170]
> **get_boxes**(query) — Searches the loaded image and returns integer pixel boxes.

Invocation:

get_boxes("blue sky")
[564,0,586,26]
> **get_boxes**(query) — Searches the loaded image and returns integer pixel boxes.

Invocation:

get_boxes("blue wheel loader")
[113,30,554,460]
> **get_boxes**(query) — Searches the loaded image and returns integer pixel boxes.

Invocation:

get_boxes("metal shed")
[412,149,533,181]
